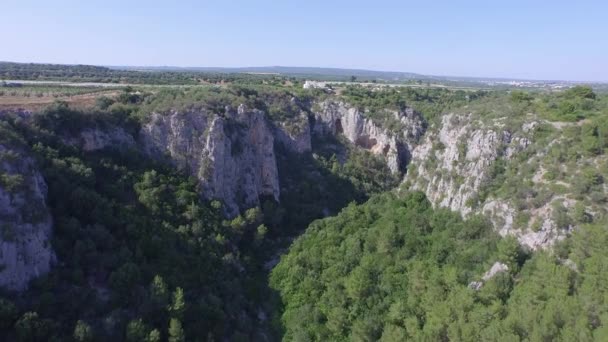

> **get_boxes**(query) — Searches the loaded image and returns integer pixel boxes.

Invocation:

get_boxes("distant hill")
[2,61,605,90]
[1,61,425,83]
[111,65,427,81]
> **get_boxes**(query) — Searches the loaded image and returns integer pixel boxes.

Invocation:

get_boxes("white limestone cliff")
[140,105,280,217]
[312,100,426,174]
[405,113,571,250]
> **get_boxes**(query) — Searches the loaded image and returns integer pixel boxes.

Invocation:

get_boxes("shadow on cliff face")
[335,118,344,134]
[273,141,364,235]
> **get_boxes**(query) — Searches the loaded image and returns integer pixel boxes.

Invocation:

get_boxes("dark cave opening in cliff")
[335,119,343,134]
[382,144,390,155]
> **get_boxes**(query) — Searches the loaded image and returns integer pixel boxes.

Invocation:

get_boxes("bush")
[0,173,24,193]
[95,96,115,110]
[73,320,94,342]
[126,319,149,342]
[510,90,533,103]
[552,203,572,229]
[15,312,52,342]
[563,85,596,100]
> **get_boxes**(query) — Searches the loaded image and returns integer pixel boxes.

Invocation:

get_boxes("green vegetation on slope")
[340,85,489,124]
[271,191,608,341]
[458,86,608,225]
[340,84,607,127]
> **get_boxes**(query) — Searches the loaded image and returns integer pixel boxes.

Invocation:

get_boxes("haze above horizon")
[3,0,607,82]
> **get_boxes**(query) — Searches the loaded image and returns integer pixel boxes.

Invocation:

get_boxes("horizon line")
[1,60,606,84]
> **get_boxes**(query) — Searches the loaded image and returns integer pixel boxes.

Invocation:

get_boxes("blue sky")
[3,0,607,81]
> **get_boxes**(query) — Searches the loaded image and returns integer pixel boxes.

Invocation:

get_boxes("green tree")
[564,85,596,100]
[126,319,149,342]
[255,224,268,244]
[244,207,262,225]
[497,236,523,273]
[147,329,162,342]
[229,215,247,234]
[150,275,169,307]
[573,202,591,223]
[510,90,533,103]
[168,287,186,320]
[380,324,408,341]
[73,320,94,342]
[168,318,185,342]
[15,312,51,342]
[95,96,115,110]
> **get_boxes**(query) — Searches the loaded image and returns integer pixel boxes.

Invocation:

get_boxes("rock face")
[482,199,570,250]
[64,127,136,151]
[0,143,54,291]
[137,100,426,217]
[405,113,568,250]
[141,105,279,217]
[407,114,524,215]
[273,110,312,154]
[312,100,426,174]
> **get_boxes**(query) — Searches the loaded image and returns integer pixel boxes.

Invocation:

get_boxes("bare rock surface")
[140,100,427,216]
[0,143,54,291]
[312,100,426,174]
[405,113,568,249]
[141,105,279,217]
[65,127,136,151]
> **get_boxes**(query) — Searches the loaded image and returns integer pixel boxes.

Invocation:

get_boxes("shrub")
[552,203,572,229]
[0,173,24,193]
[563,85,596,100]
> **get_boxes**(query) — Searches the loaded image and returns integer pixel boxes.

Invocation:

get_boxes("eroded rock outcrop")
[141,105,279,217]
[0,143,54,291]
[312,100,426,174]
[482,199,571,250]
[407,114,522,214]
[273,110,312,153]
[405,113,568,249]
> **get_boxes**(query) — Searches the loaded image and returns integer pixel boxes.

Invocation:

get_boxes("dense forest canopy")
[271,192,608,341]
